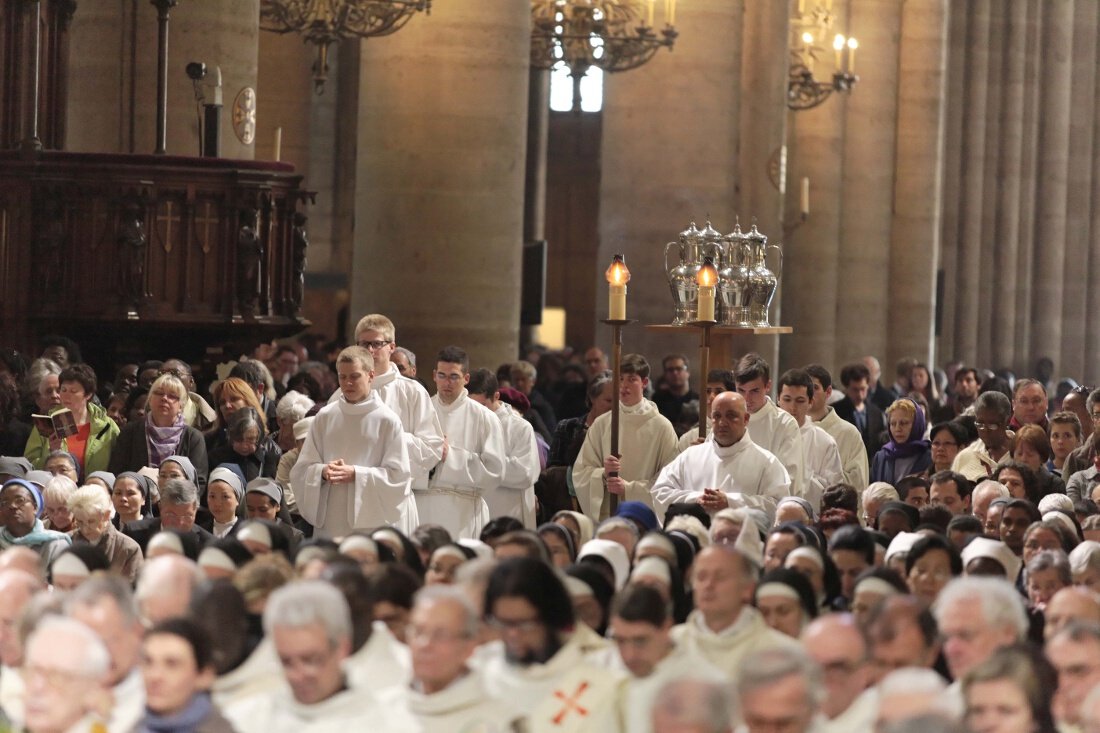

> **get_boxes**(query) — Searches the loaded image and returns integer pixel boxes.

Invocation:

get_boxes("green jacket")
[25,401,120,475]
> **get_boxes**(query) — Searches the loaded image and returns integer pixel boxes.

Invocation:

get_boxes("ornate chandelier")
[260,0,431,93]
[530,0,678,78]
[787,0,858,111]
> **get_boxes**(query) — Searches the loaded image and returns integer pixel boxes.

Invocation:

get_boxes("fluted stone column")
[886,0,947,369]
[837,0,902,368]
[952,0,990,365]
[735,0,788,370]
[988,0,1027,372]
[1060,0,1097,379]
[781,3,847,370]
[66,0,259,158]
[936,1,967,362]
[351,1,530,369]
[1030,0,1074,366]
[1012,0,1042,364]
[599,0,744,363]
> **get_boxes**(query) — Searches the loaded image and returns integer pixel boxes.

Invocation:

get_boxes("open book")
[31,408,78,440]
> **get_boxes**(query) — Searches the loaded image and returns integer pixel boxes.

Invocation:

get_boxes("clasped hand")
[323,459,355,484]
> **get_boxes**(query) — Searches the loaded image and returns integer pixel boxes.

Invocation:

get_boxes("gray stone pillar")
[988,0,1027,373]
[598,0,744,363]
[886,0,947,369]
[1060,0,1097,379]
[952,0,990,365]
[66,0,259,158]
[350,0,530,370]
[1029,0,1074,368]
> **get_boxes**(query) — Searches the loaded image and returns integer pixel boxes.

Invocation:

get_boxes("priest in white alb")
[651,391,790,524]
[574,354,679,521]
[425,346,505,539]
[734,353,805,498]
[467,368,540,528]
[342,314,444,519]
[805,364,870,491]
[777,368,845,511]
[291,346,413,538]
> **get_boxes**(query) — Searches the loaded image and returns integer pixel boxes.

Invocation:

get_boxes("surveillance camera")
[186,62,207,81]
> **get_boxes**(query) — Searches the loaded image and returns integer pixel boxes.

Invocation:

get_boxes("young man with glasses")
[345,314,444,521]
[425,345,504,539]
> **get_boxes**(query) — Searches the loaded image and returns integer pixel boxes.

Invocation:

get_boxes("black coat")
[834,397,887,462]
[108,420,209,489]
[123,517,215,555]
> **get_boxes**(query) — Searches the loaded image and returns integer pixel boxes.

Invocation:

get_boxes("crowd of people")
[0,320,1096,732]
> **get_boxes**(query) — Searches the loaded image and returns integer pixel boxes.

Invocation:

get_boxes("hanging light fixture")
[530,0,678,79]
[787,0,858,111]
[261,0,431,93]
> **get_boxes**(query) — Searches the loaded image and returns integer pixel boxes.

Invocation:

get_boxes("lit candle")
[274,126,282,162]
[606,254,630,320]
[646,0,655,26]
[668,0,675,26]
[800,177,810,216]
[696,257,717,322]
[847,37,858,74]
[833,34,845,69]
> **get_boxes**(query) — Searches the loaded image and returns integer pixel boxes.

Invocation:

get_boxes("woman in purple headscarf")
[870,398,932,484]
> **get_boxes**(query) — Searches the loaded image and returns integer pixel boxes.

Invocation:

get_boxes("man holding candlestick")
[574,354,679,521]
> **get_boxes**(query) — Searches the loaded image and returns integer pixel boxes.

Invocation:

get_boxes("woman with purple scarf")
[870,397,932,485]
[109,374,208,489]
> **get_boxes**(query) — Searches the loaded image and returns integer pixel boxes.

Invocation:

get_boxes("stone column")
[837,0,902,368]
[886,0,947,368]
[1060,0,1097,379]
[990,0,1026,372]
[1029,0,1074,367]
[952,0,990,365]
[936,0,968,362]
[735,0,788,371]
[351,0,530,369]
[66,0,259,158]
[599,0,744,363]
[1010,0,1041,364]
[975,2,1005,367]
[781,3,847,371]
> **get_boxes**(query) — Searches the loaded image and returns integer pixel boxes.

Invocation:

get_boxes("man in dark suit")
[124,478,214,554]
[862,355,897,413]
[835,362,887,462]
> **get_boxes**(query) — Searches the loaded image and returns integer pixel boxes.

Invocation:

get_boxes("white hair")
[878,667,947,698]
[414,585,480,638]
[932,576,1028,640]
[653,677,737,733]
[135,555,204,608]
[263,580,351,648]
[666,515,711,549]
[67,485,112,518]
[863,482,899,505]
[27,616,110,678]
[737,646,824,709]
[275,390,315,423]
[43,475,78,506]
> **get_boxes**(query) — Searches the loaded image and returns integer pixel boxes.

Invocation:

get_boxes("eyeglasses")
[405,625,471,645]
[435,372,464,383]
[357,340,392,351]
[0,497,32,510]
[487,616,542,634]
[974,422,1003,431]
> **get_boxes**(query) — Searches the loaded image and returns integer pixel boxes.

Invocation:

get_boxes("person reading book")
[25,364,119,476]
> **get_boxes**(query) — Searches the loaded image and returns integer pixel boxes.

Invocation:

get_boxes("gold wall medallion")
[232,87,257,145]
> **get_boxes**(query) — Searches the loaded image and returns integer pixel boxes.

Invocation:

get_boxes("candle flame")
[697,259,718,287]
[847,37,859,49]
[606,255,631,285]
[833,34,846,50]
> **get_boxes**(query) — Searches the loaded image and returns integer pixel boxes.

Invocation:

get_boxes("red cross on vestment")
[551,681,591,725]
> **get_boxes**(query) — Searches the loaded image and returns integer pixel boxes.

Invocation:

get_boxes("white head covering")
[147,532,184,557]
[734,520,764,570]
[1043,511,1078,540]
[238,522,273,550]
[339,535,379,558]
[562,574,594,599]
[51,552,90,580]
[884,532,922,565]
[577,538,630,590]
[1039,494,1074,516]
[785,546,824,571]
[631,556,672,586]
[457,538,493,560]
[198,547,237,575]
[292,416,315,442]
[635,533,676,562]
[1069,541,1100,575]
[960,536,1023,580]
